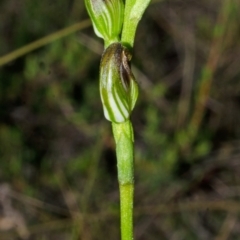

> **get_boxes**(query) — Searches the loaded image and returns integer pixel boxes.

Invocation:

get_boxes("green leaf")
[122,0,151,47]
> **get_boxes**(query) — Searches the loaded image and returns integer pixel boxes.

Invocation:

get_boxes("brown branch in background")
[177,26,195,127]
[188,0,232,137]
[137,200,240,215]
[0,20,91,67]
[214,213,237,240]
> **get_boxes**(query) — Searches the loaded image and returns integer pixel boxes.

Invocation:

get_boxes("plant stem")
[120,184,134,240]
[112,120,134,240]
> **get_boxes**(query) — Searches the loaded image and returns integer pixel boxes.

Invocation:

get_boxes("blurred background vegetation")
[1,0,240,239]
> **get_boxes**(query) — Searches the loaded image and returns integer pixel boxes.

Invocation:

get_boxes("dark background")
[0,0,240,239]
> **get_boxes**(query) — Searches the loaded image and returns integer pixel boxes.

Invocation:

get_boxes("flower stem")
[120,184,134,240]
[112,120,134,240]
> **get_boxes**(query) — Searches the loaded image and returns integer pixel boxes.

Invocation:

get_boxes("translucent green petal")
[100,42,138,123]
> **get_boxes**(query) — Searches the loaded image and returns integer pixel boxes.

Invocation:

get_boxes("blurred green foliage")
[1,0,240,239]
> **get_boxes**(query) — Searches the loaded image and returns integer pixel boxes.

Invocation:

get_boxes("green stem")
[120,184,134,240]
[112,120,134,240]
